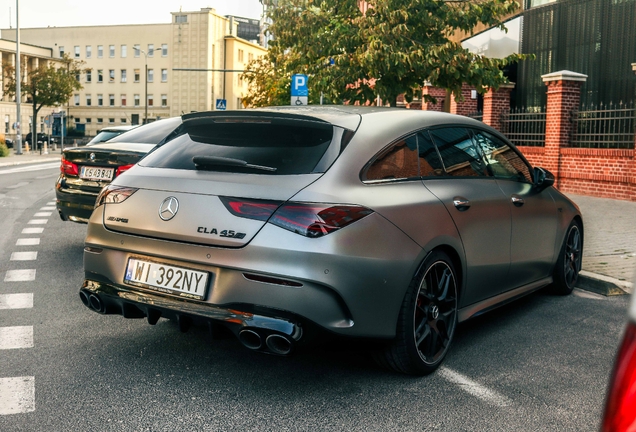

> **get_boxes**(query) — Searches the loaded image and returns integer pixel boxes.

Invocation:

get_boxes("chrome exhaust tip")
[265,334,293,356]
[238,329,262,350]
[88,294,104,313]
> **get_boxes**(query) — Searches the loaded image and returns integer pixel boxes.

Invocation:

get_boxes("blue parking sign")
[291,74,308,97]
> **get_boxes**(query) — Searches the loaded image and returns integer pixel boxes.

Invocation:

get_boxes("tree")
[2,55,86,142]
[245,0,530,107]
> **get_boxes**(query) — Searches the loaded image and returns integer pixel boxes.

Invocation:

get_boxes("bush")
[0,143,9,157]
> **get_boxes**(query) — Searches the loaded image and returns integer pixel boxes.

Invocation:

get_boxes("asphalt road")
[0,162,630,431]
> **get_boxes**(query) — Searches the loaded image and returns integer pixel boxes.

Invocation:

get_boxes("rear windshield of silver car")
[139,118,343,175]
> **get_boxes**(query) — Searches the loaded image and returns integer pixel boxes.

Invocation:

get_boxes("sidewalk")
[0,147,62,167]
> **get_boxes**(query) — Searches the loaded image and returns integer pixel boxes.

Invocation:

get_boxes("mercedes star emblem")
[159,197,179,221]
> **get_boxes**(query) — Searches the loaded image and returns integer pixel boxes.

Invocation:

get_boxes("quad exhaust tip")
[238,329,262,350]
[266,334,293,356]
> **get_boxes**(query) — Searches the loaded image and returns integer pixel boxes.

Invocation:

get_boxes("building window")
[97,118,103,124]
[109,45,115,58]
[97,94,103,106]
[74,118,80,124]
[134,94,140,106]
[4,115,9,134]
[238,49,244,62]
[134,44,140,57]
[86,95,92,106]
[121,44,127,58]
[74,94,80,106]
[121,118,127,124]
[74,46,80,58]
[121,94,127,106]
[109,94,115,106]
[109,69,115,83]
[59,46,65,57]
[175,15,187,23]
[86,118,91,123]
[134,69,140,83]
[75,72,80,82]
[86,70,92,83]
[121,69,127,82]
[248,53,254,62]
[161,94,167,106]
[86,45,92,58]
[161,69,167,82]
[109,118,115,124]
[161,43,168,56]
[148,94,154,106]
[97,45,103,58]
[97,70,103,83]
[148,44,154,57]
[148,69,154,83]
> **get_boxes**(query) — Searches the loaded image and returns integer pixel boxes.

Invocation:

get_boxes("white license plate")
[124,258,209,299]
[80,166,114,181]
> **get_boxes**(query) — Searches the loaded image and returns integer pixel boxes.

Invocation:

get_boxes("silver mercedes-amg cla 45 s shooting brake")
[80,106,583,375]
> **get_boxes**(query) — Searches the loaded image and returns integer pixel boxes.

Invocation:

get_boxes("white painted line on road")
[22,227,44,234]
[46,201,55,205]
[0,377,35,415]
[10,252,38,261]
[40,206,55,211]
[6,182,30,189]
[0,162,59,175]
[16,238,40,246]
[0,326,34,350]
[4,269,36,282]
[0,294,34,310]
[439,367,512,407]
[27,219,47,225]
[573,289,606,300]
[33,212,52,217]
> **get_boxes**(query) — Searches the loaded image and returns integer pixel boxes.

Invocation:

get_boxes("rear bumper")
[55,175,100,222]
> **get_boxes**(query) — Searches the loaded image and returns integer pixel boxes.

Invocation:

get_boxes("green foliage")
[0,142,9,157]
[246,0,531,107]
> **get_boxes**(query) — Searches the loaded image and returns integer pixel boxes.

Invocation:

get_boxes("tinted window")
[108,117,182,144]
[363,134,419,181]
[417,131,445,177]
[429,127,489,177]
[472,130,532,183]
[140,120,335,175]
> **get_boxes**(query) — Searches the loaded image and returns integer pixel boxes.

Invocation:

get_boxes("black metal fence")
[500,107,547,147]
[571,101,635,149]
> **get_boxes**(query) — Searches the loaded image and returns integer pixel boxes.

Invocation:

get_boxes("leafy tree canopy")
[244,0,529,107]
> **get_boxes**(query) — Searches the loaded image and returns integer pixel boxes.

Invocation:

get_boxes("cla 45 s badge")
[197,227,246,239]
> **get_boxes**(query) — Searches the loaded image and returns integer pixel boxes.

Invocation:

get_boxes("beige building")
[1,7,266,137]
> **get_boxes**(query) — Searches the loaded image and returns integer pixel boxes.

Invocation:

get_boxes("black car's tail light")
[116,164,135,177]
[61,158,79,176]
[269,203,373,238]
[220,197,282,221]
[602,321,636,432]
[95,185,138,209]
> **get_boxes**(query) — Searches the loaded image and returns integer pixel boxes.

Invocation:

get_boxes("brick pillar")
[422,83,445,111]
[541,71,587,184]
[483,83,514,132]
[449,84,478,116]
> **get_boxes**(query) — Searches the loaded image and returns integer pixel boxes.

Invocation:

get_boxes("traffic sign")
[216,99,227,110]
[291,74,308,97]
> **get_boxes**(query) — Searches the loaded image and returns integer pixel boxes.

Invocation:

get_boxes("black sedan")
[56,117,182,223]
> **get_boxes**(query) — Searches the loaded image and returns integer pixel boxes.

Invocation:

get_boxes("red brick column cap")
[541,70,588,83]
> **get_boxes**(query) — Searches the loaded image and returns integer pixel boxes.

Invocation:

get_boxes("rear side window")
[429,127,489,177]
[363,134,419,181]
[140,119,337,175]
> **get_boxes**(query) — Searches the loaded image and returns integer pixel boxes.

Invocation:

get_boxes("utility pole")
[15,0,22,155]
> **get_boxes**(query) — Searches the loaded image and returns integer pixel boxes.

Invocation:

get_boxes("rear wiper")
[192,156,277,172]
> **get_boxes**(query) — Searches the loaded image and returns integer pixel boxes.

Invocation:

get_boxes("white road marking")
[22,227,44,234]
[16,238,40,246]
[0,162,59,175]
[573,289,606,300]
[27,219,47,225]
[439,367,512,407]
[40,206,55,210]
[0,377,35,415]
[46,201,55,205]
[10,252,38,261]
[0,294,33,310]
[0,326,34,350]
[4,269,36,282]
[33,212,52,217]
[6,182,29,189]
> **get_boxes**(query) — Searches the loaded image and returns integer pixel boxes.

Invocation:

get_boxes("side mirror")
[533,167,555,191]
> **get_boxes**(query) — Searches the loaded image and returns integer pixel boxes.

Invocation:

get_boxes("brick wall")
[449,84,478,116]
[483,84,513,132]
[422,85,446,111]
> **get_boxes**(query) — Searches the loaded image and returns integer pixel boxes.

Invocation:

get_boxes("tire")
[374,250,459,375]
[551,220,583,295]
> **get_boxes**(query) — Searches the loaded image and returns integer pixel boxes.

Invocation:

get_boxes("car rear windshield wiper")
[192,156,277,172]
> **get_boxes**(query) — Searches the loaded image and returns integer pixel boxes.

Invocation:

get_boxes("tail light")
[602,321,636,432]
[116,164,135,177]
[61,157,78,176]
[220,197,281,221]
[95,185,138,208]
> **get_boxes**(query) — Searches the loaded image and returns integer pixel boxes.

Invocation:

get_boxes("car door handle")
[453,197,471,211]
[511,195,525,207]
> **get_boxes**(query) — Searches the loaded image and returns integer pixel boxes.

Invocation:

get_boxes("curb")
[0,154,61,168]
[577,270,633,296]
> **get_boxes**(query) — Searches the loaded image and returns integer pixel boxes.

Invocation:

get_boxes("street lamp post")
[134,46,160,124]
[15,0,22,155]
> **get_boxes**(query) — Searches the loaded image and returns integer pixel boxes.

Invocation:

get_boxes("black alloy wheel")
[374,250,458,375]
[551,220,583,295]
